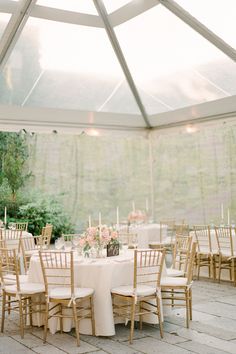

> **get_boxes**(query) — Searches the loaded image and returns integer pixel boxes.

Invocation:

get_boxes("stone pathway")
[1,279,236,353]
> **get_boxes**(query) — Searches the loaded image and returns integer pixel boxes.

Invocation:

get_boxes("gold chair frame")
[0,248,45,338]
[193,225,215,279]
[39,250,95,346]
[112,248,166,344]
[161,242,197,328]
[215,227,236,285]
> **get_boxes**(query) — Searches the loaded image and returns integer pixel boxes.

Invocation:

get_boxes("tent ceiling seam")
[0,0,36,71]
[93,0,152,129]
[160,0,236,62]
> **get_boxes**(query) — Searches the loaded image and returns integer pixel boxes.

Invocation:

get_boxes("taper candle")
[4,206,7,225]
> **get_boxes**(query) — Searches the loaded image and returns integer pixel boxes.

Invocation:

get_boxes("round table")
[28,250,164,336]
[129,224,168,248]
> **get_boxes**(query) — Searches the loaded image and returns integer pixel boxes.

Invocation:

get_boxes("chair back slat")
[0,248,21,291]
[41,224,53,247]
[14,222,28,231]
[0,230,22,252]
[20,236,42,271]
[175,224,189,237]
[134,249,165,289]
[215,227,233,256]
[39,251,73,295]
[193,225,211,253]
[172,235,192,273]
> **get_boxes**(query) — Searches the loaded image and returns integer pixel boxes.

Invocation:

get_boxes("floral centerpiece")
[128,210,147,224]
[79,225,119,257]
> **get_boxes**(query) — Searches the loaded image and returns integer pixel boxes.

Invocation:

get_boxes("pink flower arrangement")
[128,210,147,223]
[80,225,119,255]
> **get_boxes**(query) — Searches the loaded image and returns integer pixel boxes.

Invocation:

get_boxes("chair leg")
[1,291,6,333]
[197,254,201,280]
[156,295,163,338]
[29,297,33,327]
[43,302,49,343]
[229,262,232,281]
[218,255,222,283]
[171,289,174,308]
[185,290,189,328]
[189,288,192,321]
[7,296,11,315]
[208,255,211,278]
[139,301,143,330]
[232,259,236,286]
[72,302,80,346]
[19,296,25,339]
[90,296,95,336]
[129,297,136,344]
[210,255,214,280]
[59,304,63,333]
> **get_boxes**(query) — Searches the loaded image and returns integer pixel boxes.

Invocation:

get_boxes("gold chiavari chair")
[20,236,43,272]
[41,224,53,247]
[161,242,197,328]
[39,250,95,346]
[111,248,166,344]
[175,223,190,237]
[193,225,216,279]
[166,235,192,277]
[215,227,235,284]
[0,229,22,255]
[14,222,28,231]
[0,248,45,338]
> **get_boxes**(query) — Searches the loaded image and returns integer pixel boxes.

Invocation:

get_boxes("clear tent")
[0,0,235,132]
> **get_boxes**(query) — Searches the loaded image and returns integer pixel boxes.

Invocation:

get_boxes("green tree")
[0,132,31,201]
[0,132,8,184]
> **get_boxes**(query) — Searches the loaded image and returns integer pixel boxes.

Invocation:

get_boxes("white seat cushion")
[49,287,94,300]
[5,282,45,295]
[197,248,211,255]
[3,274,28,285]
[166,268,184,277]
[149,237,174,247]
[25,249,39,256]
[111,284,156,297]
[161,277,188,287]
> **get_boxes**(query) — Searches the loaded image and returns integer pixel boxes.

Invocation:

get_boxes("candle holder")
[220,219,225,227]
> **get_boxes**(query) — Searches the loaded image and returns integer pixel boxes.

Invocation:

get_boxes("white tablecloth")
[129,224,167,248]
[28,250,165,336]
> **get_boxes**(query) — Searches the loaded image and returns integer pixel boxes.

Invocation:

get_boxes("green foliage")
[0,180,31,219]
[19,198,74,240]
[0,132,31,200]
